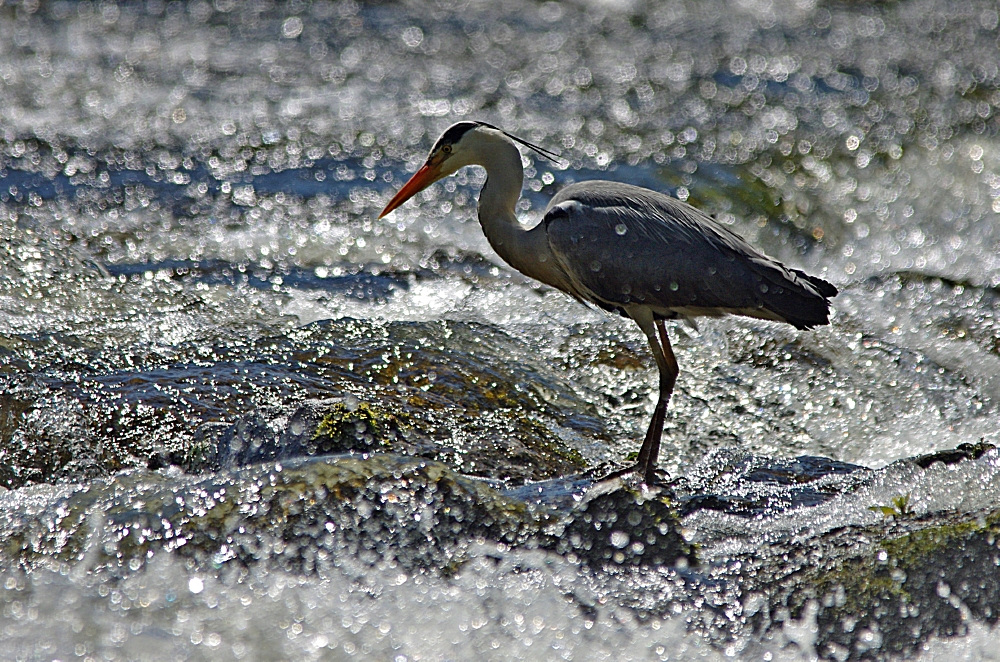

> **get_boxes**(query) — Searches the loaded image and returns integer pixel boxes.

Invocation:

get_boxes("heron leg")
[631,315,679,484]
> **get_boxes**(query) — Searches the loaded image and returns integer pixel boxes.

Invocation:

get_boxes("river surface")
[3,1,1000,660]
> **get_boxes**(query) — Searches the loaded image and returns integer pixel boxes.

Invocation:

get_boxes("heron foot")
[596,462,669,486]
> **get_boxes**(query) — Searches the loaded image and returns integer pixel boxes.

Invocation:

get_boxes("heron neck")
[476,141,552,282]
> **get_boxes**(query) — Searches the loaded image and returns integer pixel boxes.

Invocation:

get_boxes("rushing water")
[3,0,1000,659]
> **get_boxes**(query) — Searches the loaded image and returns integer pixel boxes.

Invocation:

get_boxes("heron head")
[378,121,561,218]
[378,121,481,218]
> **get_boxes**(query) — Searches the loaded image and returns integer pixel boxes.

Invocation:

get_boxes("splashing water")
[3,0,1000,659]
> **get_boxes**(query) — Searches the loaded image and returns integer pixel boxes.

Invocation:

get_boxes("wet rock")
[0,318,602,488]
[680,444,1000,660]
[672,448,869,516]
[768,508,1000,661]
[217,397,428,467]
[0,376,60,488]
[910,441,995,469]
[215,392,588,484]
[1,454,557,576]
[210,319,597,483]
[216,407,300,468]
[553,482,695,570]
[0,455,703,582]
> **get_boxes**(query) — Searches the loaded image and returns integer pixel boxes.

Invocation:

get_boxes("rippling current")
[3,0,1000,659]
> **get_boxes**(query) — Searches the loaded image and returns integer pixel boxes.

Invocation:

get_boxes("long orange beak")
[379,163,441,218]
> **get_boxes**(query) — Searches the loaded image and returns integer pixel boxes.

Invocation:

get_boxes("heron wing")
[543,181,836,329]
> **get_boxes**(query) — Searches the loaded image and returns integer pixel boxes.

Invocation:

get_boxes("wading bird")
[380,122,837,484]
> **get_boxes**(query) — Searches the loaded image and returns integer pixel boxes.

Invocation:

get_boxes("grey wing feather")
[543,181,836,329]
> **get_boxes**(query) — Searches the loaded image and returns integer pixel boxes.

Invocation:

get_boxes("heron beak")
[379,163,441,218]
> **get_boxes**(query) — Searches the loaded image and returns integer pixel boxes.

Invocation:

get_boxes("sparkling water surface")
[3,0,1000,659]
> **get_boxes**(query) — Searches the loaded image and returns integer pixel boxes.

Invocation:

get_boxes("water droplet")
[590,261,602,272]
[402,26,424,48]
[615,223,628,235]
[282,16,303,39]
[669,281,679,291]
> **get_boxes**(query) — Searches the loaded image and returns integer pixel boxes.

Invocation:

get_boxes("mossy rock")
[313,401,401,449]
[217,386,589,485]
[553,485,695,570]
[0,454,704,583]
[763,507,1000,660]
[0,454,559,576]
[0,319,605,489]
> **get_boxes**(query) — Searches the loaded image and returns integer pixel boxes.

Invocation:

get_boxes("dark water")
[3,0,1000,659]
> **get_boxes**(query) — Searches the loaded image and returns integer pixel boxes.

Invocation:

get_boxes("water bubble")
[402,27,424,48]
[3,3,1000,657]
[539,2,564,22]
[282,16,303,39]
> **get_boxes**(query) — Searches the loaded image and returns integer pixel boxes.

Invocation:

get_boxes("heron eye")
[442,145,452,154]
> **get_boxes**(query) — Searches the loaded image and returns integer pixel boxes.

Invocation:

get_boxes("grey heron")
[380,121,837,484]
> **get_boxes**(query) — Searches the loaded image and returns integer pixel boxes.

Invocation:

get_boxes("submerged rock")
[1,318,603,488]
[1,454,555,576]
[555,482,695,570]
[762,507,1000,661]
[910,441,995,469]
[218,391,588,486]
[672,447,870,516]
[208,318,600,484]
[673,446,1000,660]
[0,454,692,579]
[4,408,1000,660]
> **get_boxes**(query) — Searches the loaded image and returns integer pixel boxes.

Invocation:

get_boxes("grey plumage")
[544,181,836,330]
[380,122,837,484]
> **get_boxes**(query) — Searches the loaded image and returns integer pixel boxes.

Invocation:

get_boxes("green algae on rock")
[0,455,556,576]
[556,484,695,570]
[0,318,603,489]
[313,401,400,449]
[0,454,698,582]
[748,489,1000,659]
[218,391,588,485]
[213,319,597,484]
